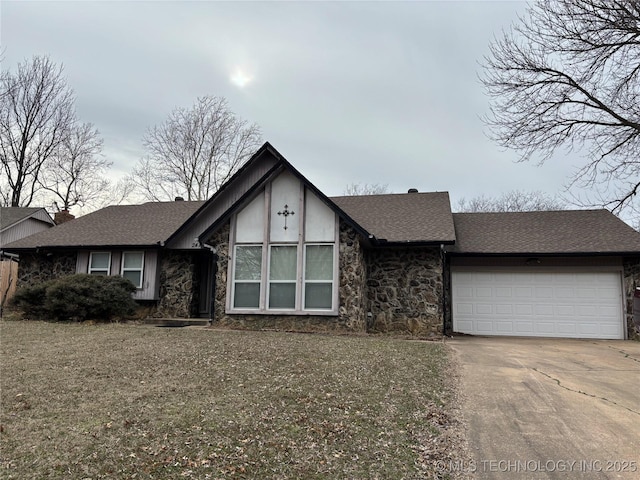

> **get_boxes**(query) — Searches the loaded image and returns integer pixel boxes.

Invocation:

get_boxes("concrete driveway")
[447,337,640,479]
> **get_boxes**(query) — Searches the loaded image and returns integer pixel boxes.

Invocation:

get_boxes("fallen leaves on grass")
[0,321,470,479]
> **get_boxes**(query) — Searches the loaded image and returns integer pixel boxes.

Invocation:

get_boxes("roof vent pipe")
[407,188,419,193]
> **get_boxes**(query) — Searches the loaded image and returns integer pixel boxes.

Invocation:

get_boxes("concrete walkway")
[447,337,640,479]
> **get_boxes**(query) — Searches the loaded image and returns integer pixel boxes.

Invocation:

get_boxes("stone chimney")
[54,209,75,225]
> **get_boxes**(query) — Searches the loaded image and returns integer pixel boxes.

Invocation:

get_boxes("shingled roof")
[448,210,640,255]
[5,201,204,249]
[331,192,456,244]
[1,207,53,231]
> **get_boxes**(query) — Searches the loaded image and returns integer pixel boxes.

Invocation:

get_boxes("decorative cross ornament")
[277,204,295,230]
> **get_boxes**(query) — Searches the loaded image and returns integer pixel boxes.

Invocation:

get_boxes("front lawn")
[0,321,466,479]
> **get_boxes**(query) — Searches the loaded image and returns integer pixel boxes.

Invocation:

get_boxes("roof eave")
[373,239,455,247]
[3,243,165,252]
[446,251,640,257]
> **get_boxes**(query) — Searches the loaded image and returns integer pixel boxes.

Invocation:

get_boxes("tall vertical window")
[121,252,144,288]
[233,245,262,308]
[304,245,334,309]
[89,252,111,276]
[268,245,297,309]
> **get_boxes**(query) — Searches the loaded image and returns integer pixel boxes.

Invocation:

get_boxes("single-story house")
[5,143,640,339]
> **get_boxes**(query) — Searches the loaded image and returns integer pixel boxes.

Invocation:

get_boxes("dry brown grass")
[1,320,459,479]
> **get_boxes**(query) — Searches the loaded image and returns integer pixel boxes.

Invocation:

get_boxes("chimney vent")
[407,188,419,193]
[175,196,184,201]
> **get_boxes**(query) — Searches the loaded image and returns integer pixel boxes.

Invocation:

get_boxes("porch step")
[142,318,210,328]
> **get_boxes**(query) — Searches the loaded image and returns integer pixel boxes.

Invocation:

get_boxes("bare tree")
[0,56,75,206]
[132,96,262,201]
[40,122,110,211]
[456,190,565,213]
[343,183,389,196]
[482,0,640,218]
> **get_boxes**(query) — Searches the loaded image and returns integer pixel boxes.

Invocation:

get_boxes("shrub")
[12,274,137,322]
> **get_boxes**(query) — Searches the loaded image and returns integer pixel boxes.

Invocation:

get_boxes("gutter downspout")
[202,242,218,326]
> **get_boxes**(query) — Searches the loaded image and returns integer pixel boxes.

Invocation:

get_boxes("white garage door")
[452,268,624,339]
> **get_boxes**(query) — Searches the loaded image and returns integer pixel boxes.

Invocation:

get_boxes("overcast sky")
[2,0,580,210]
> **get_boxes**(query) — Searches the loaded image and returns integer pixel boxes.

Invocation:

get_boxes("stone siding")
[206,220,368,333]
[623,257,640,340]
[366,247,444,337]
[17,251,77,287]
[155,251,199,318]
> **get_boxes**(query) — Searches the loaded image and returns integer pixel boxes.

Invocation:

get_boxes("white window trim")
[302,243,336,311]
[121,251,145,289]
[230,244,263,310]
[226,183,339,316]
[267,244,298,311]
[88,251,111,276]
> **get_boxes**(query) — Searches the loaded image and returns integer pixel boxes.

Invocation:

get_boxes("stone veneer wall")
[17,252,77,287]
[155,251,199,318]
[206,220,368,333]
[366,247,444,337]
[623,257,640,340]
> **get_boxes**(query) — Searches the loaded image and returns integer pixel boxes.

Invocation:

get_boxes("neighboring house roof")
[0,207,54,232]
[448,210,640,255]
[4,201,204,249]
[332,192,456,244]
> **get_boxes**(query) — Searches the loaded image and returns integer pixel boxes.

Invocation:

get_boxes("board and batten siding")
[168,156,279,249]
[76,249,159,300]
[1,217,54,246]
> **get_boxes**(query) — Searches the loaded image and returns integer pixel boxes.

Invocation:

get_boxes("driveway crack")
[606,345,640,364]
[532,368,640,416]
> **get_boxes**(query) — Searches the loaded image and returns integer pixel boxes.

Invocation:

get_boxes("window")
[269,245,297,309]
[121,252,144,289]
[228,171,338,314]
[233,245,262,308]
[89,252,111,276]
[304,245,334,310]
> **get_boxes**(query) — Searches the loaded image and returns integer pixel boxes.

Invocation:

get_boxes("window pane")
[270,246,297,280]
[234,283,260,308]
[123,270,142,288]
[123,252,143,268]
[305,245,333,280]
[305,283,333,309]
[269,283,296,309]
[235,246,262,280]
[90,252,110,269]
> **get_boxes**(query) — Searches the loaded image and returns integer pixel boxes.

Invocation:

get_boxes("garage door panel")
[557,323,577,334]
[452,269,623,339]
[514,321,534,333]
[476,304,493,315]
[535,304,554,315]
[496,304,513,315]
[515,304,533,315]
[495,322,514,333]
[476,320,494,333]
[476,287,492,297]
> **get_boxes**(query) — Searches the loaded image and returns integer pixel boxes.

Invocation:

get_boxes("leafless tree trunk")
[482,0,640,218]
[456,190,566,213]
[40,122,110,211]
[131,96,262,202]
[0,56,75,206]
